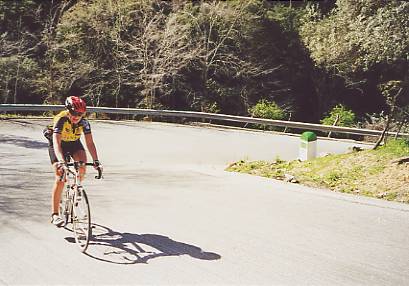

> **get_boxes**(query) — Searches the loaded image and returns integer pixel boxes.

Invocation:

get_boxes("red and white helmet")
[65,96,86,114]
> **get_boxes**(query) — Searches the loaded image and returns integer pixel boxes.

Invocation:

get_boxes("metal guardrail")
[1,104,408,138]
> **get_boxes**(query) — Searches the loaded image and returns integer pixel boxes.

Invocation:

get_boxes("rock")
[376,192,388,198]
[319,152,331,157]
[390,156,409,165]
[284,174,298,183]
[353,146,364,152]
[348,146,363,152]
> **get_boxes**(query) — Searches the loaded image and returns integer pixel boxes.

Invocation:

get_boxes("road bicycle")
[59,161,102,253]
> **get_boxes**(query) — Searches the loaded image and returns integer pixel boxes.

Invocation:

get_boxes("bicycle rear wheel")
[72,187,91,252]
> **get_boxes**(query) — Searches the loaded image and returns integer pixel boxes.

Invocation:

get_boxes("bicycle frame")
[60,161,98,218]
[59,161,102,252]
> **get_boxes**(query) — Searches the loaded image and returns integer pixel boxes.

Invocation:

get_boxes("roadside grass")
[226,139,409,203]
[0,113,53,119]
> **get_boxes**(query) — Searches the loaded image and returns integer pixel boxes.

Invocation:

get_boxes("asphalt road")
[1,118,409,285]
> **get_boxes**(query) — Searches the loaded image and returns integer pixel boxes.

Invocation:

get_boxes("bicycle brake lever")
[95,168,103,179]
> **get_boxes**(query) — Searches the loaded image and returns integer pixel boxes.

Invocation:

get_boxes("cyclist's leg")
[48,141,65,224]
[52,162,65,213]
[73,150,87,182]
[72,141,87,182]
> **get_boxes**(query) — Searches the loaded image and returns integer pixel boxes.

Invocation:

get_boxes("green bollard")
[299,131,317,161]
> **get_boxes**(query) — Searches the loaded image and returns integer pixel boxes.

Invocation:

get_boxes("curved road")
[1,119,409,285]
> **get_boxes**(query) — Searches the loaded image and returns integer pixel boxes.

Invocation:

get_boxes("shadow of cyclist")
[80,224,221,264]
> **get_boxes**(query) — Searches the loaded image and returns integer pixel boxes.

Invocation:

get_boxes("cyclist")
[44,96,102,227]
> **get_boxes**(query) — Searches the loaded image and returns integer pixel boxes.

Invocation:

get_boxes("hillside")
[227,139,409,203]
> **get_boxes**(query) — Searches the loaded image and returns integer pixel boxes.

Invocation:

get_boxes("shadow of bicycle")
[81,224,221,264]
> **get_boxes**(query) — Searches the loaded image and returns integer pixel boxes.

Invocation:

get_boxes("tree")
[0,0,44,104]
[50,0,200,109]
[168,1,290,116]
[301,1,408,75]
[123,1,200,109]
[48,0,146,107]
[300,0,408,117]
[373,80,408,148]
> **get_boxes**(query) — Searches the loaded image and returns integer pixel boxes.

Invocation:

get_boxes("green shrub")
[321,104,356,127]
[249,100,287,131]
[249,100,286,120]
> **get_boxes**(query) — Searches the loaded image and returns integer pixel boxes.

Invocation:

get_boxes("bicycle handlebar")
[63,162,103,179]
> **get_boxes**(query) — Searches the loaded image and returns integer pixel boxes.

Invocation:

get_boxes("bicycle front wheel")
[72,187,91,253]
[58,187,70,227]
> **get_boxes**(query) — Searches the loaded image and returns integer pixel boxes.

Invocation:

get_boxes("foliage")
[0,0,407,126]
[320,104,356,127]
[300,0,408,118]
[0,56,41,103]
[249,100,286,120]
[167,1,294,115]
[0,0,47,103]
[0,0,40,39]
[300,0,409,75]
[48,0,150,106]
[39,0,296,114]
[248,99,288,131]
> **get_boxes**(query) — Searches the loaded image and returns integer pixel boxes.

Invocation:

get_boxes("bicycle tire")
[72,187,91,253]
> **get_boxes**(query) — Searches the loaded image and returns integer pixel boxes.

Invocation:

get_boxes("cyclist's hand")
[93,160,103,179]
[56,160,66,170]
[56,161,67,178]
[93,160,103,170]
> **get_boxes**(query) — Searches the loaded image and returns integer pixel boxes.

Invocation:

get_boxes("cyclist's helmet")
[65,96,86,114]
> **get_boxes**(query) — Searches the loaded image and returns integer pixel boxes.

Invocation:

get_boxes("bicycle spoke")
[72,188,91,252]
[58,188,70,227]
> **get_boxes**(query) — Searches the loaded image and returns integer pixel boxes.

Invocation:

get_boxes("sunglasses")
[69,110,85,117]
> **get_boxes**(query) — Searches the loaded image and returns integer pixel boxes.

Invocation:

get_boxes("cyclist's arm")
[52,132,65,162]
[84,132,99,162]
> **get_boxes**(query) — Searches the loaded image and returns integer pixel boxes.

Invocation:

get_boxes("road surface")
[1,118,408,285]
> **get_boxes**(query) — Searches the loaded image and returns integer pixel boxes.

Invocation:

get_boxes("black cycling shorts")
[48,140,85,164]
